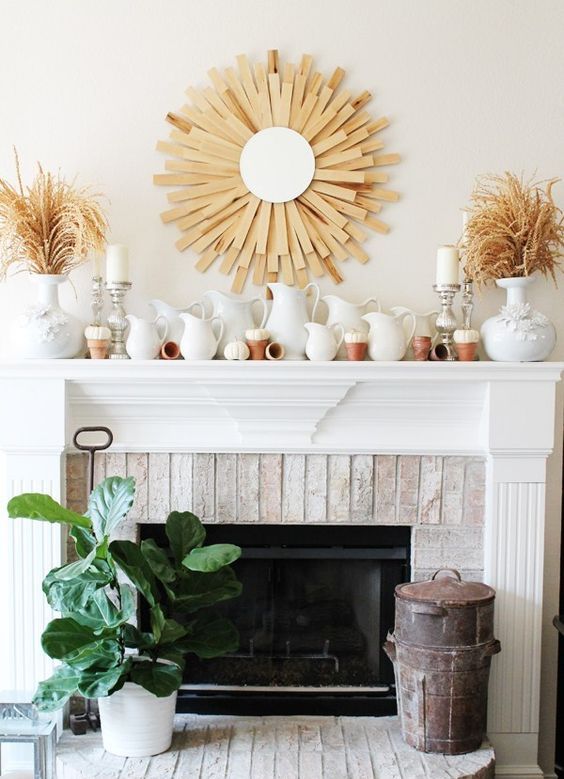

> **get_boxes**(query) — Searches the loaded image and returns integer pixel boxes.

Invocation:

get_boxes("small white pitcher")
[179,311,224,360]
[203,290,268,358]
[125,314,168,360]
[322,294,380,359]
[361,310,416,361]
[305,322,345,362]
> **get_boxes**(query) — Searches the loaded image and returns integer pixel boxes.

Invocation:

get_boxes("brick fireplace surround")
[0,359,562,779]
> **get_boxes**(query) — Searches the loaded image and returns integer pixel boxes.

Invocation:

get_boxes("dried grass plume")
[0,151,107,279]
[462,172,564,285]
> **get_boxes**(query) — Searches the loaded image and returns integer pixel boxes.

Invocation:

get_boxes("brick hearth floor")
[56,715,495,779]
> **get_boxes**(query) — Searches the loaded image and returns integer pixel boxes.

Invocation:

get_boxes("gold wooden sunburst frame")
[154,50,400,293]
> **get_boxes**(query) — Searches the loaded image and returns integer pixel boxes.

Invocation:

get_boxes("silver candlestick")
[432,283,461,361]
[106,281,132,359]
[461,279,474,330]
[91,275,104,326]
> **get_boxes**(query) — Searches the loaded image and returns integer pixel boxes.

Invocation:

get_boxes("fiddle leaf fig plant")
[8,476,242,711]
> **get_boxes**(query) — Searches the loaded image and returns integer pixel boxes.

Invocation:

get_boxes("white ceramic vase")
[480,277,556,362]
[14,274,84,358]
[98,683,177,757]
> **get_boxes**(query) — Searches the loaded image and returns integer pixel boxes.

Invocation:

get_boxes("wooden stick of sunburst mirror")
[154,51,401,293]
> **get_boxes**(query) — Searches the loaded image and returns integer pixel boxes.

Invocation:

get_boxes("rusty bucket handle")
[410,602,447,617]
[431,568,462,582]
[483,639,501,657]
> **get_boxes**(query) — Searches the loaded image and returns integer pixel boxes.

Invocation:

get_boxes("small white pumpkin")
[224,338,250,360]
[84,324,111,341]
[454,328,480,344]
[245,327,270,342]
[344,329,368,344]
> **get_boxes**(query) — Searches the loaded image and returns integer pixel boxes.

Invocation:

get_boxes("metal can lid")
[395,569,496,606]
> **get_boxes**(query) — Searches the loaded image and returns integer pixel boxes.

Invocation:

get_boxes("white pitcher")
[322,294,380,359]
[304,322,344,362]
[203,290,268,358]
[265,282,320,360]
[149,299,203,345]
[361,310,416,361]
[179,311,224,360]
[390,306,439,339]
[125,314,168,360]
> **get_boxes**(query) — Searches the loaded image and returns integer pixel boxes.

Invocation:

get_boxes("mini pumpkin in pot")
[454,329,479,362]
[245,327,270,360]
[85,324,111,359]
[224,338,250,361]
[344,330,368,361]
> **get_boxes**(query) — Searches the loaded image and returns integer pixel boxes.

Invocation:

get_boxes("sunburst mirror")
[154,51,400,293]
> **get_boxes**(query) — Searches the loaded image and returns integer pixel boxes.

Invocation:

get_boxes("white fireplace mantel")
[0,359,562,779]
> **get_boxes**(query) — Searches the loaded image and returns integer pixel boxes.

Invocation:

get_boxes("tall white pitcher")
[322,294,380,359]
[203,290,268,358]
[265,282,320,360]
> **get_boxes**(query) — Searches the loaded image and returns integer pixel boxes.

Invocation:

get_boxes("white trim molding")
[0,359,561,777]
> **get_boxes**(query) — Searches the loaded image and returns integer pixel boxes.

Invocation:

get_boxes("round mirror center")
[239,127,315,204]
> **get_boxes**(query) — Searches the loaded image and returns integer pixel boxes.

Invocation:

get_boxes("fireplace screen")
[141,524,409,716]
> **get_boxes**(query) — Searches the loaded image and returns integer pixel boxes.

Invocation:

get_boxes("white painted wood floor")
[56,715,495,779]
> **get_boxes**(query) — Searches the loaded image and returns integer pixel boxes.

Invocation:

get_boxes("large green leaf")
[53,548,96,581]
[130,660,182,697]
[170,567,242,613]
[158,618,188,646]
[109,540,159,607]
[69,525,97,558]
[141,539,175,582]
[179,612,239,658]
[8,494,91,528]
[33,664,81,711]
[78,663,128,698]
[165,511,205,564]
[88,477,135,541]
[123,624,155,650]
[64,638,121,671]
[183,543,241,573]
[41,618,98,660]
[43,568,110,613]
[150,604,166,642]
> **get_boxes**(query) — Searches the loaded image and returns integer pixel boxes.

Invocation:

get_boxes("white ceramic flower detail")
[496,303,549,342]
[22,304,69,343]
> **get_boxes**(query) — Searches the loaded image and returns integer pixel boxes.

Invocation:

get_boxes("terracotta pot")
[345,342,367,361]
[160,341,181,360]
[247,339,268,360]
[455,342,478,362]
[412,335,432,361]
[87,339,109,360]
[265,341,285,361]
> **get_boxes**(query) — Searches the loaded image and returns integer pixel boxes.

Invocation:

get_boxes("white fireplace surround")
[0,359,562,779]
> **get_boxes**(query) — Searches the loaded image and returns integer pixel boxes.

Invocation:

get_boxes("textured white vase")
[14,274,84,359]
[480,276,556,362]
[98,683,177,757]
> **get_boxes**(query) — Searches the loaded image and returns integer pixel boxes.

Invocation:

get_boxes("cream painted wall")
[0,0,563,772]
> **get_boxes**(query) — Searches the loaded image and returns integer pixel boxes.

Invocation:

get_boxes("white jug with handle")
[203,290,268,358]
[305,322,345,362]
[265,282,320,360]
[179,311,224,360]
[322,294,380,359]
[149,299,203,345]
[125,314,168,360]
[390,306,439,340]
[361,310,416,361]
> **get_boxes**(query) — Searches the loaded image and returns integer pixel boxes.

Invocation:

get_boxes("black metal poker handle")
[72,426,113,493]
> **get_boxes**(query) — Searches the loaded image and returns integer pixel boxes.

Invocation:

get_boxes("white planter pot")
[98,683,177,757]
[480,276,556,362]
[13,274,84,359]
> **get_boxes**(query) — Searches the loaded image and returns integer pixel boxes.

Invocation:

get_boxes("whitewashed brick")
[148,453,170,520]
[216,454,237,523]
[259,454,282,523]
[127,453,148,521]
[374,455,397,524]
[419,456,443,524]
[93,450,106,487]
[193,453,215,521]
[105,452,126,479]
[305,455,327,523]
[170,453,193,513]
[350,455,373,523]
[283,454,306,523]
[327,455,350,523]
[397,455,420,524]
[237,454,259,522]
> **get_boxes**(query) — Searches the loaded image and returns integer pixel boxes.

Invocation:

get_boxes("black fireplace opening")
[140,523,410,716]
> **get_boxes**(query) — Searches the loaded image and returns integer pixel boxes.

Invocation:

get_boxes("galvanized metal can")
[384,568,501,755]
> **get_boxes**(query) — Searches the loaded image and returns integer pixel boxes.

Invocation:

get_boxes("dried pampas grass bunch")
[0,152,107,279]
[462,172,564,285]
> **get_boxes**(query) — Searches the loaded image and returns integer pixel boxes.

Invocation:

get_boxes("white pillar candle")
[106,244,129,283]
[436,245,460,286]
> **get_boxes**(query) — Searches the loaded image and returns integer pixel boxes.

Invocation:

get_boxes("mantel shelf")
[0,360,561,454]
